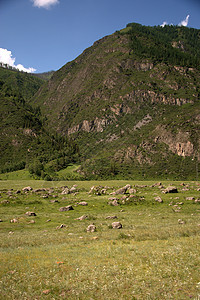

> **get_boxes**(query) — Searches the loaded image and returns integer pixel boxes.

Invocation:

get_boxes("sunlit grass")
[0,180,200,299]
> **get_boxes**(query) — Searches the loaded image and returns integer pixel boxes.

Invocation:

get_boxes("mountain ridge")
[1,23,200,179]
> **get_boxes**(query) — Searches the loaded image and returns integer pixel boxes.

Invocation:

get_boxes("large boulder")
[112,222,122,229]
[22,186,32,192]
[25,211,37,216]
[114,184,131,195]
[163,186,178,194]
[87,224,96,232]
[59,205,74,212]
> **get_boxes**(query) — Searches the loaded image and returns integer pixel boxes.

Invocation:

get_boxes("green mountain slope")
[0,67,79,177]
[30,23,200,180]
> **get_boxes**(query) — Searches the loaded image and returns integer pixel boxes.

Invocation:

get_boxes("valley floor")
[0,180,200,299]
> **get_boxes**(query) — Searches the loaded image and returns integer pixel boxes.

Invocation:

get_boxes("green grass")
[0,180,200,299]
[0,170,32,181]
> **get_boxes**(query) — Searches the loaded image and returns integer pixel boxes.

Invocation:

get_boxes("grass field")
[0,180,200,299]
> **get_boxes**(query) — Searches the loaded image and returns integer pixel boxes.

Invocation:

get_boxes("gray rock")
[25,211,37,216]
[78,201,88,206]
[59,205,74,211]
[106,216,117,219]
[115,184,131,195]
[22,186,32,192]
[10,218,18,223]
[154,196,163,203]
[109,199,119,206]
[186,197,195,200]
[87,224,96,232]
[112,222,122,229]
[163,186,178,194]
[61,188,70,195]
[76,215,88,220]
[56,224,66,229]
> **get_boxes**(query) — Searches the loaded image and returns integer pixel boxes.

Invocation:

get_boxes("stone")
[70,186,77,193]
[42,290,50,295]
[59,205,74,211]
[178,219,185,224]
[87,224,96,232]
[106,216,117,219]
[22,186,32,192]
[186,197,195,201]
[112,222,122,229]
[194,199,200,203]
[15,190,21,194]
[28,220,35,224]
[1,200,9,204]
[10,218,18,223]
[154,196,163,203]
[78,201,88,206]
[115,184,131,195]
[129,188,136,194]
[76,215,88,220]
[50,199,59,203]
[0,219,3,222]
[61,188,70,195]
[56,224,66,229]
[108,199,119,206]
[163,186,178,194]
[25,211,37,216]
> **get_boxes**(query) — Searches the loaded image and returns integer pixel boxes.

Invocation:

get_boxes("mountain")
[30,23,200,180]
[0,67,79,177]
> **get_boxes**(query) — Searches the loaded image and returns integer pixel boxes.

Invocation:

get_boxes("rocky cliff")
[30,23,200,179]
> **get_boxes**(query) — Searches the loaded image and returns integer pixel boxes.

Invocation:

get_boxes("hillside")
[30,23,200,180]
[0,67,79,177]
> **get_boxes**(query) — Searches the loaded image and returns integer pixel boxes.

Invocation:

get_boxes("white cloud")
[0,48,36,73]
[160,21,168,28]
[178,15,190,27]
[160,15,190,28]
[32,0,59,9]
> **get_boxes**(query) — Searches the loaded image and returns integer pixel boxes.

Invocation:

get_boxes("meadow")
[0,179,200,299]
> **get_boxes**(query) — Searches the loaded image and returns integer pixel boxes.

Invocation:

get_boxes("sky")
[0,0,200,73]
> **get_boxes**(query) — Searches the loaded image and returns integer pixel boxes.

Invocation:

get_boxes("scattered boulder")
[178,219,185,224]
[70,186,77,193]
[1,200,10,204]
[32,188,46,193]
[61,188,70,195]
[22,186,32,192]
[108,199,119,206]
[59,205,74,212]
[129,188,137,194]
[163,186,178,194]
[106,216,117,219]
[76,215,88,221]
[0,219,3,222]
[154,196,163,203]
[112,222,122,229]
[114,184,131,195]
[25,211,37,216]
[10,218,18,223]
[78,201,88,206]
[186,197,195,201]
[28,220,35,224]
[89,186,102,195]
[15,190,21,194]
[87,224,96,232]
[50,199,59,203]
[194,199,200,203]
[56,224,66,229]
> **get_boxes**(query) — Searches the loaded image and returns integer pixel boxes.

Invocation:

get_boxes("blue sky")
[0,0,200,73]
